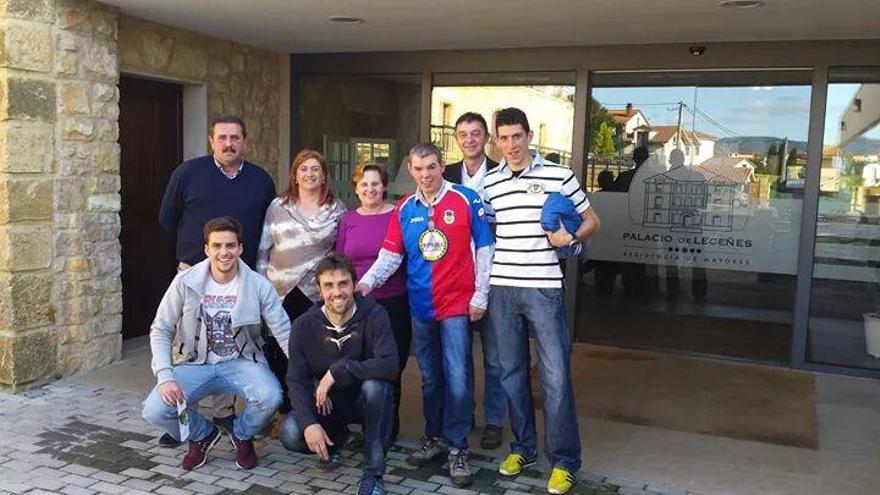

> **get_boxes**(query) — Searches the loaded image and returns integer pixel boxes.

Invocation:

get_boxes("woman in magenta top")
[335,162,409,439]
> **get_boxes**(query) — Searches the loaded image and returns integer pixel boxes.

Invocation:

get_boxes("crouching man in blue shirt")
[142,217,291,472]
[281,252,399,495]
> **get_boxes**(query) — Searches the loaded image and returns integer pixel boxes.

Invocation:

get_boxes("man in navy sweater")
[159,115,276,270]
[281,253,398,495]
[157,115,277,444]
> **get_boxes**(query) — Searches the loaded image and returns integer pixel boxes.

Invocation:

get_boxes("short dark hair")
[203,216,242,244]
[210,114,247,138]
[495,107,530,134]
[454,112,489,134]
[314,252,357,285]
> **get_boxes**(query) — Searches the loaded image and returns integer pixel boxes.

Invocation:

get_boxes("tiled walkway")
[0,380,699,495]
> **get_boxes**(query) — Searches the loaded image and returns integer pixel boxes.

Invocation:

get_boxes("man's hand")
[355,282,373,296]
[545,222,575,248]
[315,370,335,415]
[468,305,486,322]
[177,262,191,272]
[158,381,186,406]
[304,424,334,460]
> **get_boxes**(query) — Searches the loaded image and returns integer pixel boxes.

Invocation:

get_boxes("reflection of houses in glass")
[643,165,740,232]
[610,104,716,166]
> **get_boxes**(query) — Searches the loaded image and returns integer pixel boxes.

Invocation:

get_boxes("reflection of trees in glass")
[748,155,767,174]
[842,157,867,187]
[786,148,799,168]
[592,122,616,158]
[589,98,616,155]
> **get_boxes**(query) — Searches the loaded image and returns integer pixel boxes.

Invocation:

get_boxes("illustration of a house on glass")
[642,157,752,233]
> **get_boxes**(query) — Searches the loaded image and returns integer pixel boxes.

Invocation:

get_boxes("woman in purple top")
[335,163,410,439]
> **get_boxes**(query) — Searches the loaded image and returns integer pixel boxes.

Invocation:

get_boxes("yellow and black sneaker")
[547,466,577,495]
[498,453,536,476]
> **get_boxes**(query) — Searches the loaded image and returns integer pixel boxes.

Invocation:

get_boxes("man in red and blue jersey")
[358,142,493,488]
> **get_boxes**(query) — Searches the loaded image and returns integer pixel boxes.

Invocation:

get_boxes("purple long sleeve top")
[335,209,406,299]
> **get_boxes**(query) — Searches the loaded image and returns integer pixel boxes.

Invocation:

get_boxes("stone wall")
[118,15,285,178]
[0,0,121,389]
[53,0,122,380]
[0,1,287,390]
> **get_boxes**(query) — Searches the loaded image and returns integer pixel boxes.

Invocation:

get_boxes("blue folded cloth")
[541,192,583,259]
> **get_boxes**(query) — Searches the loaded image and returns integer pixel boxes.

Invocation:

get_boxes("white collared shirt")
[214,158,244,179]
[461,157,488,192]
[459,157,496,222]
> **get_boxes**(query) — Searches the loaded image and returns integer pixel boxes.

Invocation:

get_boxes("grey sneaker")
[406,437,448,467]
[448,448,472,487]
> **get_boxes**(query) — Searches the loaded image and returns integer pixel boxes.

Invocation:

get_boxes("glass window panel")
[579,72,812,364]
[808,67,880,370]
[430,80,575,166]
[296,74,421,206]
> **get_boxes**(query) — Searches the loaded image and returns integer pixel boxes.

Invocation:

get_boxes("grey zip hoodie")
[150,258,290,385]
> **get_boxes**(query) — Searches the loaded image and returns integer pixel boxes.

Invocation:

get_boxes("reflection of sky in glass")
[593,85,812,142]
[825,84,880,146]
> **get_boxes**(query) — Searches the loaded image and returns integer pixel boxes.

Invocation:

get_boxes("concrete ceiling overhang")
[101,0,880,54]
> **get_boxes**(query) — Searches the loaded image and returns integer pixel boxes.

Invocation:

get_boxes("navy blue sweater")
[159,155,276,268]
[286,296,399,428]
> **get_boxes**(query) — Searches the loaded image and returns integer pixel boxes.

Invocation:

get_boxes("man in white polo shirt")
[482,107,600,495]
[442,111,505,451]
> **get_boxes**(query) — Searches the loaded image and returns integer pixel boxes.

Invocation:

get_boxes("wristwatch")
[568,237,579,248]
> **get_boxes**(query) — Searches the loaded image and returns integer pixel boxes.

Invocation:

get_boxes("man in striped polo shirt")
[483,108,600,495]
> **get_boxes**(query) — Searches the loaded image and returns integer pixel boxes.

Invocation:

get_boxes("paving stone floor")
[0,380,702,495]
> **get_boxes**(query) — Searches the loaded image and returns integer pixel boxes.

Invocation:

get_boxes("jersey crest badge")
[443,209,455,225]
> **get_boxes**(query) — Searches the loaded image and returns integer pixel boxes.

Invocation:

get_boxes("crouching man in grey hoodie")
[142,216,291,471]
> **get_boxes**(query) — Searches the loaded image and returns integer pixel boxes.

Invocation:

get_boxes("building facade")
[2,0,880,390]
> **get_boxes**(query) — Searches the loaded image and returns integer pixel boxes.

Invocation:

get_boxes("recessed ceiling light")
[329,15,365,24]
[719,0,764,8]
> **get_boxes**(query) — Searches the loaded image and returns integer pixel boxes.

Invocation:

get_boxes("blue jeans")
[412,315,474,450]
[280,379,394,478]
[142,359,282,442]
[486,286,581,472]
[475,320,506,427]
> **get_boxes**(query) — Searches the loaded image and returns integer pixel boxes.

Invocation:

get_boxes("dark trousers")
[375,294,412,439]
[264,287,313,414]
[280,380,395,478]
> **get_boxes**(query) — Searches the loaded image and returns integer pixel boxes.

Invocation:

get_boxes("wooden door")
[119,76,183,339]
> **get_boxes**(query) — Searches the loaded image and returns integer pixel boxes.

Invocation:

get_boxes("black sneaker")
[316,450,342,471]
[181,427,221,470]
[158,432,182,447]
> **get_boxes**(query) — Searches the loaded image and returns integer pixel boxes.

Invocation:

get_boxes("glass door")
[578,70,813,364]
